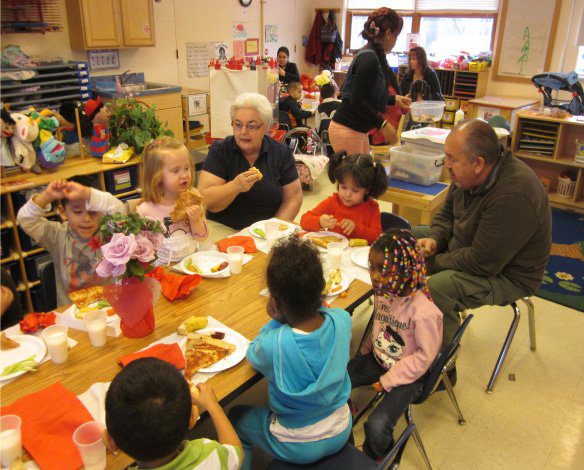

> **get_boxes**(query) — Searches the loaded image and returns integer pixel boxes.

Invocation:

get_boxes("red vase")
[104,277,158,338]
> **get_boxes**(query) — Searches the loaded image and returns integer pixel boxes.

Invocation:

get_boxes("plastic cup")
[264,220,280,244]
[227,246,245,275]
[41,324,69,364]
[73,421,106,470]
[0,415,22,467]
[84,310,107,347]
[327,242,344,271]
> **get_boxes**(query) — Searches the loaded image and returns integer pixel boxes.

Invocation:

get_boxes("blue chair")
[267,423,416,470]
[380,213,411,231]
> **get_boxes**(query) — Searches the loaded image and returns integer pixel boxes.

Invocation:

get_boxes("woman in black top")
[329,8,411,155]
[277,47,301,84]
[400,47,444,101]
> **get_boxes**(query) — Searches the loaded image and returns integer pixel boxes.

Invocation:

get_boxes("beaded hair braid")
[373,229,430,300]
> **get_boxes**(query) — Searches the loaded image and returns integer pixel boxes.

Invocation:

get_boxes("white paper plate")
[324,270,351,297]
[351,246,370,269]
[0,335,47,381]
[179,251,230,277]
[304,231,349,252]
[181,327,248,375]
[249,220,295,239]
[62,303,119,324]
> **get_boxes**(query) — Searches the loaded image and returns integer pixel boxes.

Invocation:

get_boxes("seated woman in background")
[400,47,444,102]
[198,93,303,230]
[277,47,301,84]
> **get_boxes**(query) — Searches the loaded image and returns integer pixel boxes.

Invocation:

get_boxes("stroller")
[283,127,329,190]
[531,71,584,115]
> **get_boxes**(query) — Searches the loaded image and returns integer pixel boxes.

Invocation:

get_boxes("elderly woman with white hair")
[199,92,303,230]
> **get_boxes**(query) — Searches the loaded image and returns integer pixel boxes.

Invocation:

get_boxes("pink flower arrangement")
[93,213,164,281]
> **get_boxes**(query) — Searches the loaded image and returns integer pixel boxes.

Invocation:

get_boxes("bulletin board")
[492,0,561,83]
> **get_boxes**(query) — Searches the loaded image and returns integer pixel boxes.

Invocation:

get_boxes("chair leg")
[352,391,384,427]
[356,313,375,356]
[440,373,466,425]
[405,407,432,470]
[521,297,537,351]
[486,302,520,394]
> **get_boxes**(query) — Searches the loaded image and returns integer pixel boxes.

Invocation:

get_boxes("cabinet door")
[119,0,156,47]
[156,107,184,143]
[80,0,122,48]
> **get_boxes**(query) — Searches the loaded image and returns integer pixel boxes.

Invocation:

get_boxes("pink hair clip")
[370,21,380,36]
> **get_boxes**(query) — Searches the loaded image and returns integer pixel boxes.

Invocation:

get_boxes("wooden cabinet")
[66,0,155,50]
[182,89,210,151]
[434,69,488,127]
[512,112,584,212]
[0,158,142,313]
[467,96,538,130]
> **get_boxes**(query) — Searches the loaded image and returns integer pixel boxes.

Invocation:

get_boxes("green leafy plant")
[108,98,173,154]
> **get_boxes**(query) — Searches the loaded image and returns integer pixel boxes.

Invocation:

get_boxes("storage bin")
[556,177,576,198]
[25,252,52,282]
[1,228,13,259]
[389,145,445,186]
[104,166,138,195]
[444,98,459,111]
[442,111,455,124]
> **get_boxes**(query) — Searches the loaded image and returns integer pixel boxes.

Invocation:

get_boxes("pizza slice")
[184,333,236,378]
[69,286,105,309]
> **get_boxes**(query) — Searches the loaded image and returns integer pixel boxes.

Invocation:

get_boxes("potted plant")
[108,98,173,155]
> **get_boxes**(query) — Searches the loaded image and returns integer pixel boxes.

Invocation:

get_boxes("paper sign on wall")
[245,38,259,56]
[215,42,229,60]
[233,40,245,59]
[265,25,278,43]
[186,42,215,78]
[233,23,247,40]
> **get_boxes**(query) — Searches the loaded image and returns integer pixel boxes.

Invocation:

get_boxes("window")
[348,14,413,53]
[577,46,584,77]
[420,17,495,58]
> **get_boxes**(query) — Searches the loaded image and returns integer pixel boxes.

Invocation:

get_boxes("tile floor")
[195,171,584,469]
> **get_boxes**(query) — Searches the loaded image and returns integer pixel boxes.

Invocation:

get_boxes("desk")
[379,181,450,225]
[0,252,371,469]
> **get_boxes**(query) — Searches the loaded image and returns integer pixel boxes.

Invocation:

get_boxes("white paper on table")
[78,382,111,424]
[55,305,122,337]
[171,253,253,277]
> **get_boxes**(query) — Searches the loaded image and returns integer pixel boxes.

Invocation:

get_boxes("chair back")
[38,259,57,311]
[278,110,292,131]
[413,314,474,404]
[380,212,411,231]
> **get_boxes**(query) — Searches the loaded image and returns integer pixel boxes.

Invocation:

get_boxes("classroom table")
[0,251,372,469]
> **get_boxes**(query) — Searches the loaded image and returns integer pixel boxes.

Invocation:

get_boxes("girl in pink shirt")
[136,137,209,264]
[348,229,442,460]
[300,152,387,244]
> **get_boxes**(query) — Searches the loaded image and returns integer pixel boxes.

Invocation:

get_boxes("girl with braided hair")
[348,229,442,460]
[329,7,411,155]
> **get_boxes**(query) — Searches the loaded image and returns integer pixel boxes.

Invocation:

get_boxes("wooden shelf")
[0,220,13,229]
[0,253,19,264]
[514,153,584,168]
[22,248,46,258]
[116,189,142,199]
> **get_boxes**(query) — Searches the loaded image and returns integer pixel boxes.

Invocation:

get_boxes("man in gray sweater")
[416,119,551,370]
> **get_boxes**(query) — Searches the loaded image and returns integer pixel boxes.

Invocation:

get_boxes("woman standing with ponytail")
[328,8,411,154]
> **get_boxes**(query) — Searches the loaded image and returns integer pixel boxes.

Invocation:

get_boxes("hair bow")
[370,21,380,36]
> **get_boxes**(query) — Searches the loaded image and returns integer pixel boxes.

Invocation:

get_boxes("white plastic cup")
[0,415,22,467]
[327,242,344,271]
[264,220,280,244]
[84,310,107,347]
[73,421,107,470]
[226,246,245,275]
[41,324,69,364]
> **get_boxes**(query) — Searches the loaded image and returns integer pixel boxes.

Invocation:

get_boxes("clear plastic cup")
[0,415,22,467]
[226,246,245,275]
[264,220,280,244]
[41,324,69,364]
[84,310,107,347]
[73,421,106,470]
[327,242,344,271]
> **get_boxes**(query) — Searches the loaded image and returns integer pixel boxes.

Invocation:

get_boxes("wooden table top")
[0,251,372,469]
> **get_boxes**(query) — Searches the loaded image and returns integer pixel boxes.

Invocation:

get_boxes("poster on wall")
[233,41,245,59]
[233,23,247,40]
[186,42,215,78]
[215,42,229,60]
[245,38,259,57]
[265,25,278,43]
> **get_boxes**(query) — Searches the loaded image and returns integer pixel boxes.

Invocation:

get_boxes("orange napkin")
[1,382,94,470]
[118,343,185,370]
[146,266,202,301]
[217,235,257,253]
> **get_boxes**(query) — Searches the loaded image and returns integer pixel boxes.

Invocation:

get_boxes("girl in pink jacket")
[348,229,442,460]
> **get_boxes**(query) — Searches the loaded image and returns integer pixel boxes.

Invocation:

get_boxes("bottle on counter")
[454,109,465,125]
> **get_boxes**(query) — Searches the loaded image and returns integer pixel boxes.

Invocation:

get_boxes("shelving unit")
[512,111,584,211]
[181,89,210,151]
[0,156,142,312]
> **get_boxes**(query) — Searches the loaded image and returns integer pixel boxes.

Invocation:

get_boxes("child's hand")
[234,170,260,193]
[189,381,219,410]
[267,295,286,323]
[63,181,91,202]
[339,219,356,236]
[44,180,67,201]
[319,214,337,230]
[372,382,384,393]
[185,204,203,223]
[418,237,437,257]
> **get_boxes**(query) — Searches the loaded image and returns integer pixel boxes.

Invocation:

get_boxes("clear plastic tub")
[410,101,446,123]
[389,145,445,186]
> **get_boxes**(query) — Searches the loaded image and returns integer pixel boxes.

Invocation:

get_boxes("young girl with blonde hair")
[136,136,208,264]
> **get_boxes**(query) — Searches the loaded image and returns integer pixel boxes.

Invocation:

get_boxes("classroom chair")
[352,315,474,470]
[267,423,416,470]
[278,110,292,132]
[380,213,411,232]
[38,259,57,311]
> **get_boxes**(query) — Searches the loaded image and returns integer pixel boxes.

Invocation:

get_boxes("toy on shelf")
[1,107,15,167]
[9,112,39,171]
[84,97,111,158]
[57,101,92,157]
[28,108,65,170]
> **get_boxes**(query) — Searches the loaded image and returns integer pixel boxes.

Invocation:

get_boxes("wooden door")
[79,0,122,48]
[119,0,156,46]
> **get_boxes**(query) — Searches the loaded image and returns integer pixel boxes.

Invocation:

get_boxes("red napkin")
[146,266,202,301]
[1,382,94,470]
[217,235,257,253]
[118,343,185,370]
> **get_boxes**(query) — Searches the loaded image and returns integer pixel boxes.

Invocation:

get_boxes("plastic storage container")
[389,145,445,186]
[410,101,445,123]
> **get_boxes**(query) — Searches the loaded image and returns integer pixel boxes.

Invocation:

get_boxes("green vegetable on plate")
[1,355,38,377]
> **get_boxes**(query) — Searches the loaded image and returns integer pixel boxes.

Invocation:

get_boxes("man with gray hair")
[415,119,551,383]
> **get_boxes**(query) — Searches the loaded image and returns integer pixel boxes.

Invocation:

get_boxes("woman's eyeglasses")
[233,121,264,132]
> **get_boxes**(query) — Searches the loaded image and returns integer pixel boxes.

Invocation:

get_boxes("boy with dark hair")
[228,236,352,469]
[315,82,341,135]
[105,358,243,469]
[279,81,314,128]
[16,178,126,306]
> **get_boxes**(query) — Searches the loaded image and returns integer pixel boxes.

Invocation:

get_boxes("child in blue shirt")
[228,236,352,469]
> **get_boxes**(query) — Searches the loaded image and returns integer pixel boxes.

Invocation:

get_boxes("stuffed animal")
[10,112,39,170]
[84,97,111,158]
[27,108,66,169]
[1,107,15,167]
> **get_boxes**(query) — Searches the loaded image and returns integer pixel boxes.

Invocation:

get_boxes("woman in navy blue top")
[399,47,444,102]
[198,93,303,230]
